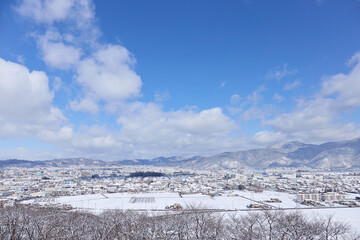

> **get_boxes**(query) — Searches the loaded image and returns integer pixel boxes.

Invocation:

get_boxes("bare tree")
[0,205,358,240]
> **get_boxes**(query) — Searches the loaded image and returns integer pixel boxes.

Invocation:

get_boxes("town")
[1,164,360,210]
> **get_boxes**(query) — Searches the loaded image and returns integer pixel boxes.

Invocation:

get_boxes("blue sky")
[0,0,360,160]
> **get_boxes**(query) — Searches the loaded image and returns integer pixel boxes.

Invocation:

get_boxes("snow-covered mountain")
[1,138,360,170]
[179,138,360,170]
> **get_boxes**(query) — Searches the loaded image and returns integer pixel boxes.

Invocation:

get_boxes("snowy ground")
[22,190,360,230]
[24,192,254,211]
[23,191,300,211]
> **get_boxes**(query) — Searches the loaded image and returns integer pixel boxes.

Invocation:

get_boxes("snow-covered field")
[23,190,360,230]
[24,192,252,210]
[23,191,300,211]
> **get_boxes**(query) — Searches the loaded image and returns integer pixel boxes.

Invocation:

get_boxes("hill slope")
[1,138,359,170]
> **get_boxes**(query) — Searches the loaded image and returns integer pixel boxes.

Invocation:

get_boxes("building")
[322,192,345,201]
[297,193,321,202]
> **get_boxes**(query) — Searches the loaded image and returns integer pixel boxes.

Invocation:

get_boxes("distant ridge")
[180,137,360,170]
[1,138,360,170]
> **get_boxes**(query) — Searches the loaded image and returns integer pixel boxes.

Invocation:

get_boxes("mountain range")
[1,138,360,170]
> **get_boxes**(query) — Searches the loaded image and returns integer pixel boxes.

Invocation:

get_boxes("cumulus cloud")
[15,0,95,28]
[0,58,68,140]
[319,53,360,110]
[252,131,286,145]
[70,98,99,114]
[12,0,360,160]
[76,44,142,105]
[169,108,236,136]
[257,52,360,144]
[36,102,243,159]
[37,31,82,69]
[0,58,62,122]
[5,0,304,159]
[4,0,251,160]
[16,0,98,70]
[113,102,241,157]
[118,103,237,138]
[16,0,143,111]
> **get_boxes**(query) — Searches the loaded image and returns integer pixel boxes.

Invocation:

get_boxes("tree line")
[0,204,358,239]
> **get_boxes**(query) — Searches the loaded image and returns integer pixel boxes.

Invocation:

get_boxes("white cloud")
[258,52,360,144]
[252,131,286,145]
[37,31,82,69]
[107,102,241,157]
[320,53,360,110]
[16,0,99,70]
[284,80,301,90]
[36,102,244,159]
[168,107,237,136]
[0,58,68,140]
[264,99,360,143]
[15,0,73,24]
[348,52,360,66]
[118,103,237,137]
[7,0,360,160]
[9,0,252,159]
[266,63,297,81]
[16,0,140,112]
[71,126,119,152]
[15,0,94,28]
[21,49,359,158]
[76,44,142,104]
[70,98,99,114]
[0,58,62,122]
[37,126,73,143]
